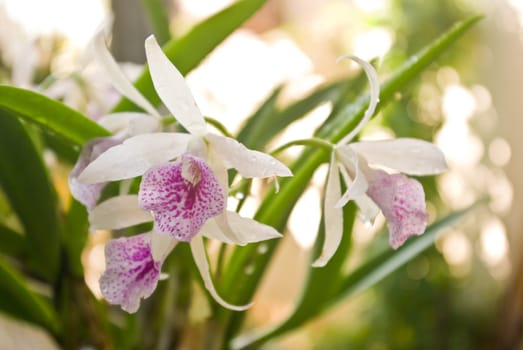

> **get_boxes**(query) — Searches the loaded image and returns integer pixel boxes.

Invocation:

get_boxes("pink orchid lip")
[69,135,123,210]
[99,233,161,313]
[139,153,226,242]
[366,170,428,249]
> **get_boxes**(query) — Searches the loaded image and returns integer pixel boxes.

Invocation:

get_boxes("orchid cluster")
[70,34,447,313]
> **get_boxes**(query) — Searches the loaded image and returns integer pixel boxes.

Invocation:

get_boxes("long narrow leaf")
[0,110,61,281]
[0,257,60,333]
[233,203,478,348]
[216,16,482,345]
[0,224,26,257]
[0,86,110,146]
[112,0,266,112]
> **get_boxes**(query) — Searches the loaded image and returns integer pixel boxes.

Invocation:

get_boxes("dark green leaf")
[63,199,89,277]
[0,224,26,257]
[0,110,61,281]
[0,85,110,146]
[0,257,60,333]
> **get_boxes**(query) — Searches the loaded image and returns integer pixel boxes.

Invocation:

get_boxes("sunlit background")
[0,0,522,348]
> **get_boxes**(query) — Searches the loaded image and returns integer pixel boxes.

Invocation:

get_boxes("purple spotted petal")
[99,233,161,313]
[69,136,122,210]
[139,154,225,241]
[366,170,428,249]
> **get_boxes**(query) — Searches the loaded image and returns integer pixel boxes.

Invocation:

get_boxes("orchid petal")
[69,136,122,210]
[99,233,162,313]
[144,35,206,136]
[190,235,252,311]
[98,112,160,135]
[313,153,343,267]
[337,55,380,146]
[366,170,428,249]
[350,138,448,175]
[150,231,178,261]
[202,211,282,245]
[354,194,380,224]
[89,195,153,230]
[335,146,368,208]
[139,154,225,241]
[206,134,292,178]
[93,32,160,118]
[79,132,192,183]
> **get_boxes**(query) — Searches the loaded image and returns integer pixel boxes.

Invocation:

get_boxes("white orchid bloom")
[313,56,447,267]
[69,32,161,210]
[75,35,290,312]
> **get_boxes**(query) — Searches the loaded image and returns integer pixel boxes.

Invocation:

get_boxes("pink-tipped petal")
[366,170,428,249]
[99,233,162,313]
[69,136,122,210]
[139,154,225,241]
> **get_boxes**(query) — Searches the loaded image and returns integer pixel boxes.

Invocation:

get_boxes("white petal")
[150,231,178,261]
[312,154,343,267]
[190,235,252,311]
[203,211,282,245]
[335,146,368,208]
[206,134,292,178]
[93,32,160,118]
[89,195,153,230]
[144,35,207,136]
[337,55,380,146]
[355,194,380,224]
[79,132,192,183]
[350,138,448,175]
[98,112,160,135]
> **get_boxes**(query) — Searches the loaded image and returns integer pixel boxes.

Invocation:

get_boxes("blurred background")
[0,0,521,349]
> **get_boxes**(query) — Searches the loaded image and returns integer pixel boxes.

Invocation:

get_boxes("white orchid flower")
[312,56,448,267]
[68,31,161,210]
[74,35,291,312]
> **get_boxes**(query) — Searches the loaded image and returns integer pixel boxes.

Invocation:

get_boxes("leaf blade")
[0,85,110,146]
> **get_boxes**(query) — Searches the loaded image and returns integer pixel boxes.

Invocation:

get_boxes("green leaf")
[0,224,26,257]
[334,206,478,302]
[0,85,110,146]
[112,0,266,112]
[233,205,478,348]
[141,0,171,45]
[237,80,349,151]
[63,199,89,277]
[319,15,483,142]
[216,15,482,345]
[0,110,61,281]
[0,257,60,333]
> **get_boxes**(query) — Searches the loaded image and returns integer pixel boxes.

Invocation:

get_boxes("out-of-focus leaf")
[232,204,477,348]
[216,16,482,346]
[334,206,477,302]
[0,224,26,257]
[0,86,110,146]
[0,110,61,281]
[0,257,60,333]
[112,0,266,112]
[141,0,171,45]
[231,204,357,349]
[237,81,348,151]
[63,199,89,277]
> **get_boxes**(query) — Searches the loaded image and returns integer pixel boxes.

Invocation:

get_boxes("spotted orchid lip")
[138,154,226,242]
[99,233,162,313]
